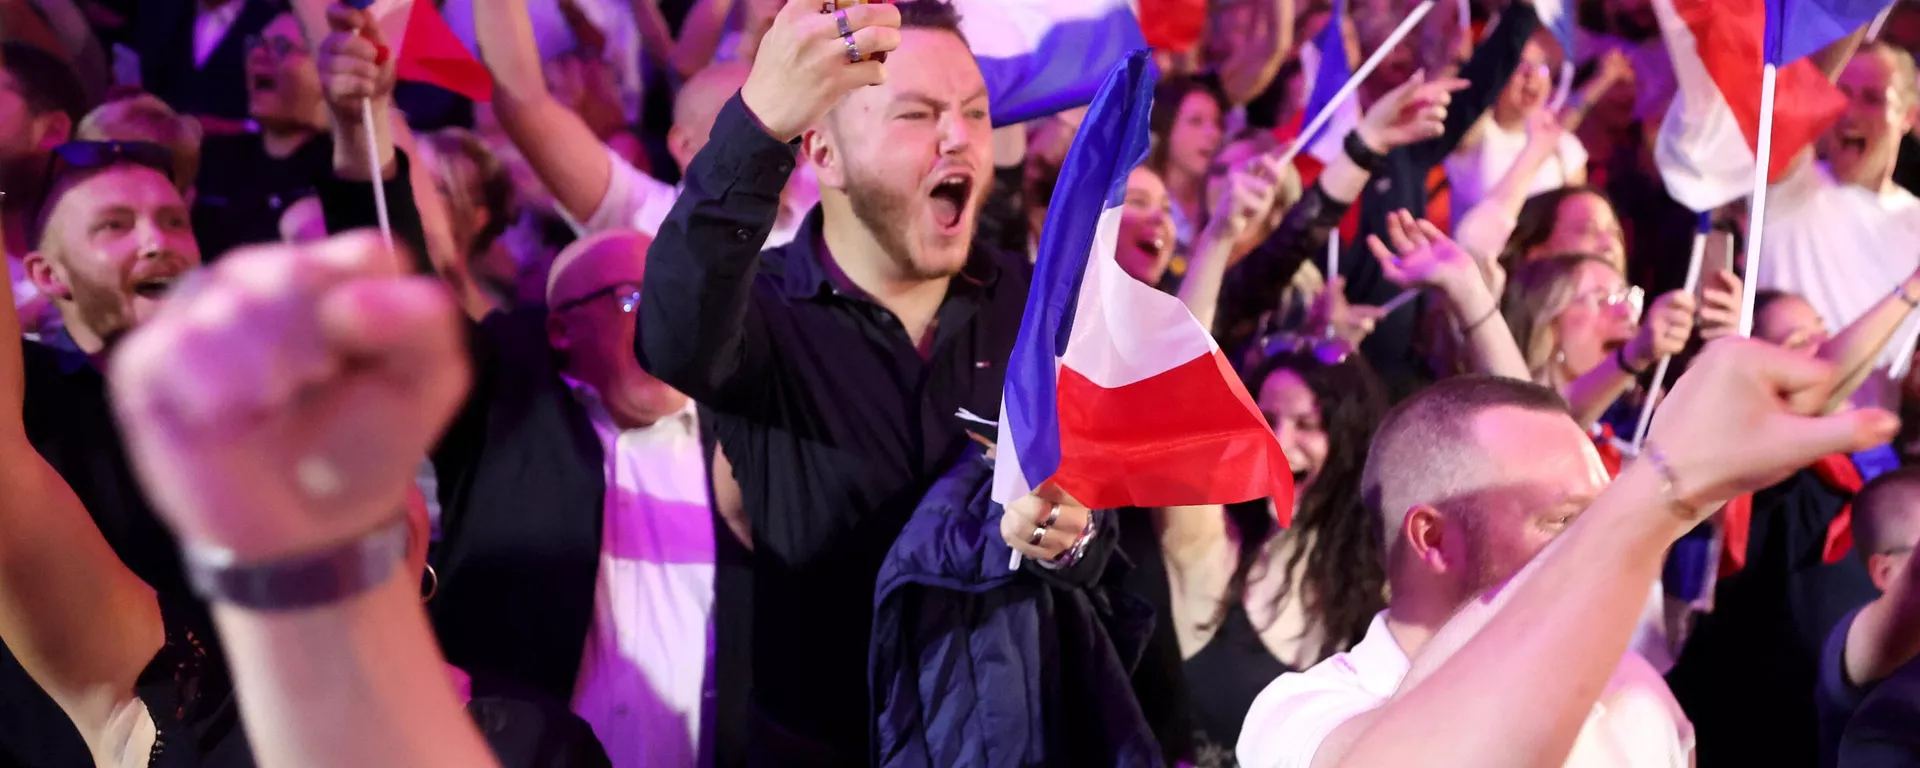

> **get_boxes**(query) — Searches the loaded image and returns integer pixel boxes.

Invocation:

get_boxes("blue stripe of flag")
[975,7,1147,127]
[1766,0,1894,65]
[1002,49,1159,490]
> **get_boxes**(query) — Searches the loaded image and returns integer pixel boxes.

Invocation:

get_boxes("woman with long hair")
[1500,254,1692,460]
[1125,347,1389,765]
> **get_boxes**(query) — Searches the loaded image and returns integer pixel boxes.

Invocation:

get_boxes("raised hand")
[1367,209,1485,299]
[108,234,469,563]
[1206,154,1289,241]
[1647,339,1898,516]
[1355,70,1472,152]
[1697,269,1742,342]
[1522,108,1564,154]
[740,0,903,142]
[1309,276,1388,346]
[1625,289,1697,369]
[317,3,399,121]
[1001,489,1092,564]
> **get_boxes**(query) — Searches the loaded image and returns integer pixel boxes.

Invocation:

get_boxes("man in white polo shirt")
[1237,374,1694,768]
[1754,40,1920,413]
[474,0,815,247]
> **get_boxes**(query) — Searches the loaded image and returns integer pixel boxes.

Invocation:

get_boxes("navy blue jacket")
[869,449,1162,767]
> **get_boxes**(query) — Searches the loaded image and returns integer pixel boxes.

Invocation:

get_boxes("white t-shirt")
[1759,161,1920,412]
[560,145,809,251]
[1444,117,1589,232]
[1236,613,1695,768]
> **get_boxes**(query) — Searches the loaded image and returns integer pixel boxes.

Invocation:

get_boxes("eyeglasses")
[30,141,179,242]
[1569,285,1645,320]
[245,35,309,60]
[553,282,642,314]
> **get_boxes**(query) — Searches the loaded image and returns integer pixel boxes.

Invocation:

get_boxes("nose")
[939,110,975,156]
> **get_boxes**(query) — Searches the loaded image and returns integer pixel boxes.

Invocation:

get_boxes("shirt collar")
[560,374,698,438]
[771,208,1004,301]
[1346,612,1413,698]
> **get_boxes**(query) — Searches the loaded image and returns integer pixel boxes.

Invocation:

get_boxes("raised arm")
[1367,211,1528,380]
[1325,342,1897,768]
[1213,0,1296,106]
[1559,289,1696,428]
[630,0,738,79]
[109,233,497,768]
[473,0,625,224]
[1814,268,1920,412]
[1406,0,1538,168]
[1453,110,1564,261]
[638,0,899,404]
[0,160,162,765]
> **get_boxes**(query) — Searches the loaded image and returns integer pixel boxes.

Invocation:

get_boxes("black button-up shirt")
[637,94,1033,762]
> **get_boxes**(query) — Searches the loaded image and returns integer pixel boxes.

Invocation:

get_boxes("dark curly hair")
[1218,348,1390,661]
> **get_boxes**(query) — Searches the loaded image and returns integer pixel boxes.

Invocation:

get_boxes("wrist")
[738,82,799,143]
[1616,344,1652,376]
[184,511,410,612]
[1597,460,1701,549]
[1355,124,1388,154]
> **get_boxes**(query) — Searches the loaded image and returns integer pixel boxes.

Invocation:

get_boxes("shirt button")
[777,162,793,175]
[732,227,753,242]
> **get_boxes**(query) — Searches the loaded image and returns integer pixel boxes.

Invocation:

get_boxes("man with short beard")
[1,141,203,766]
[637,0,1106,762]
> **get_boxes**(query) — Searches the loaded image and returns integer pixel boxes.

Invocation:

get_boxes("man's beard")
[65,270,135,345]
[843,162,964,282]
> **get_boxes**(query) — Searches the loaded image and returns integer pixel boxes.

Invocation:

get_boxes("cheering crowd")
[7,0,1920,765]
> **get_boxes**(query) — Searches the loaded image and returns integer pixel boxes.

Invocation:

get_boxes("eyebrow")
[891,87,992,109]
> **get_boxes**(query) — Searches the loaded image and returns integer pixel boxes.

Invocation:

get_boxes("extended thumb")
[1785,408,1900,463]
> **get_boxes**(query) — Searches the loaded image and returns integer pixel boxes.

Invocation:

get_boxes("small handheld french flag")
[344,0,494,102]
[991,50,1294,521]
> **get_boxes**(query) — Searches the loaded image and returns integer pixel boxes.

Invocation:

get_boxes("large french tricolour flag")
[1652,0,1888,211]
[956,0,1146,126]
[992,50,1294,519]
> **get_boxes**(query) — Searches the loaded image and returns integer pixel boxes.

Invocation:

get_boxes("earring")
[421,564,439,603]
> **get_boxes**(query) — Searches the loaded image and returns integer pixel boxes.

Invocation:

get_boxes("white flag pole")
[1868,4,1895,42]
[1326,229,1340,287]
[1630,218,1709,454]
[1549,60,1574,112]
[361,98,394,253]
[1272,0,1439,169]
[1737,64,1778,338]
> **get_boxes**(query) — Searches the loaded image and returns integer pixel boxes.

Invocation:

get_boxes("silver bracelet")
[1036,511,1100,571]
[184,514,410,611]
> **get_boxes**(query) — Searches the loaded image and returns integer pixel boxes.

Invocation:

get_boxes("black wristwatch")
[184,515,410,612]
[1343,130,1388,172]
[1615,346,1651,377]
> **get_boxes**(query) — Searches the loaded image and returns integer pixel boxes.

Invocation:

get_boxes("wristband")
[1641,442,1703,520]
[1343,131,1387,173]
[1897,283,1920,308]
[1460,304,1500,333]
[1615,346,1651,377]
[184,514,410,612]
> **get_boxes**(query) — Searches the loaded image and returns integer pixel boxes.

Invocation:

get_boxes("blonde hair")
[75,94,202,191]
[418,128,512,259]
[1500,254,1618,387]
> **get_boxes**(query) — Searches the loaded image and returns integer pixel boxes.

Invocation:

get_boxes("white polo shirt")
[560,145,810,250]
[1236,613,1695,768]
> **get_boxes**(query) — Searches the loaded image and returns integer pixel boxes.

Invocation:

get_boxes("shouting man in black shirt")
[638,0,1101,761]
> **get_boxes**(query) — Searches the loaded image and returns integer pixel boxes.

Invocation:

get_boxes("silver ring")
[842,32,861,63]
[1027,526,1047,546]
[835,8,852,38]
[1040,503,1061,530]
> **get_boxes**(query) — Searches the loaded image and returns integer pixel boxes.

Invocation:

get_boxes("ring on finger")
[1027,526,1048,547]
[835,8,853,38]
[1040,503,1061,530]
[842,32,862,63]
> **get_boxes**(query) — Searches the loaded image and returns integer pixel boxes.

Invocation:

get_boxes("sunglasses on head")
[1259,331,1357,367]
[554,282,642,315]
[30,141,179,241]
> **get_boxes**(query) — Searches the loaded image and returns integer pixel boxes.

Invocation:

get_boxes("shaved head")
[673,61,752,145]
[1362,376,1577,551]
[546,229,651,307]
[1855,467,1920,557]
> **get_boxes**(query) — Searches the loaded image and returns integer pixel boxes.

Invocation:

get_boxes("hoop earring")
[421,564,439,603]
